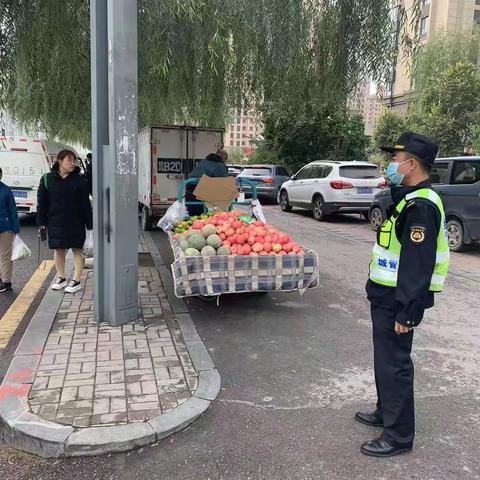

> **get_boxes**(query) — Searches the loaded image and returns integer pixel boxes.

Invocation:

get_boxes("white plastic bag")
[11,235,32,261]
[83,230,94,258]
[157,200,188,232]
[251,199,267,223]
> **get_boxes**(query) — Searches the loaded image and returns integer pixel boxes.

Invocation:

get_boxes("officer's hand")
[395,322,413,335]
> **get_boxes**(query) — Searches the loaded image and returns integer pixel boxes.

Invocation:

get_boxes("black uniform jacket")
[366,180,441,327]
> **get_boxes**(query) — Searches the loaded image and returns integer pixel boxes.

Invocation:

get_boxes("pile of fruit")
[174,212,214,235]
[173,210,304,257]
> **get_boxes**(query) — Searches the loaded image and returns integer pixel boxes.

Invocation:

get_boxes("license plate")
[357,187,373,194]
[12,191,27,199]
[157,159,182,174]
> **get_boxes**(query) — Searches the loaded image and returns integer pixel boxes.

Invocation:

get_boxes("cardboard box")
[193,175,238,211]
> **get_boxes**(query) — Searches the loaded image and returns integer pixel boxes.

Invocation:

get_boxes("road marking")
[0,260,55,350]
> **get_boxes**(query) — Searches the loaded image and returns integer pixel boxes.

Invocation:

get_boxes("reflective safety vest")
[369,187,449,292]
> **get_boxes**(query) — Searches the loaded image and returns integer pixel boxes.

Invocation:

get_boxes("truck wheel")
[446,219,465,252]
[141,206,153,231]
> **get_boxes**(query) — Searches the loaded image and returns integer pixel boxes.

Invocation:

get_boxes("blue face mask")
[386,160,409,185]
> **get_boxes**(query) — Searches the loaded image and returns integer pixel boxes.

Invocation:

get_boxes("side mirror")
[291,175,296,181]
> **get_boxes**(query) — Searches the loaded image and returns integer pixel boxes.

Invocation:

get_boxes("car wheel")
[141,206,153,231]
[446,219,465,252]
[369,207,384,231]
[280,190,292,212]
[312,195,326,221]
[271,189,279,205]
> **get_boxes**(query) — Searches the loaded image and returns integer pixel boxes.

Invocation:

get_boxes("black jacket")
[189,153,228,179]
[37,164,93,249]
[366,180,441,327]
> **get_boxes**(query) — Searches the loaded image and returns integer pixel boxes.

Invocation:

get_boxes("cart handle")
[177,177,258,211]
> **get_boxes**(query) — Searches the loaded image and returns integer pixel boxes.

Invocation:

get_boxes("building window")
[249,126,253,131]
[230,133,234,138]
[476,0,480,5]
[422,0,430,5]
[241,141,245,146]
[420,16,429,37]
[475,10,480,24]
[242,126,246,131]
[236,141,240,146]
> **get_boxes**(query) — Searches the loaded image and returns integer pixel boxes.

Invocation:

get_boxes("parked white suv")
[279,160,385,220]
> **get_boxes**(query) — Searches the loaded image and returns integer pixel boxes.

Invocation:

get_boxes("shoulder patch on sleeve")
[410,225,426,244]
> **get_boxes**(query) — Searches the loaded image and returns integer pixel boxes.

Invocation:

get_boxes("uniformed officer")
[356,132,450,457]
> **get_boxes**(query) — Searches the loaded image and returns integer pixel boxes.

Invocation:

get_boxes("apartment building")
[387,0,480,112]
[348,80,385,136]
[223,111,263,155]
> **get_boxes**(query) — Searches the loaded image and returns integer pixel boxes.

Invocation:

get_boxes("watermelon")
[216,246,231,255]
[188,234,207,250]
[184,248,200,256]
[206,234,222,249]
[201,245,217,256]
[201,224,217,238]
[179,239,189,251]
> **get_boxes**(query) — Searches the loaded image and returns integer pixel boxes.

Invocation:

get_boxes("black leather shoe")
[361,438,412,458]
[354,410,383,427]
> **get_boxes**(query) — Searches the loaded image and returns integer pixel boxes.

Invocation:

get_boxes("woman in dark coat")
[37,149,93,293]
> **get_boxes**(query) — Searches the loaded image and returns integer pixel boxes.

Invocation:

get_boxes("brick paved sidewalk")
[27,266,198,429]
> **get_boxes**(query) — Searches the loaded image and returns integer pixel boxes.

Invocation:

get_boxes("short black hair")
[57,149,77,162]
[0,168,2,175]
[410,153,432,173]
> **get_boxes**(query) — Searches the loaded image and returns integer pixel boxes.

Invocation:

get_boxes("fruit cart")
[167,177,319,299]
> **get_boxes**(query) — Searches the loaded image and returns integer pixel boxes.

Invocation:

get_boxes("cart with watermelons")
[164,177,319,299]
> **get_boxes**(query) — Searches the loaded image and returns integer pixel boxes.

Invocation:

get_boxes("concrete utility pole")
[90,0,139,326]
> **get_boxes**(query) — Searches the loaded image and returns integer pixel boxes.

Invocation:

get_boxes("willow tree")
[0,0,415,146]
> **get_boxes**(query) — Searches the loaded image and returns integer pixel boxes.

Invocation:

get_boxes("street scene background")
[0,208,478,479]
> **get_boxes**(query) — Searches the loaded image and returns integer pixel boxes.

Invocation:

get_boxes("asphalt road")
[0,215,53,319]
[0,215,53,364]
[1,207,479,479]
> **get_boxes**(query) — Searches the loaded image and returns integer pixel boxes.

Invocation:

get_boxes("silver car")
[238,164,291,203]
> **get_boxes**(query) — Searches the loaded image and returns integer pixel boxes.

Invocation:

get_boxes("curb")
[0,233,220,457]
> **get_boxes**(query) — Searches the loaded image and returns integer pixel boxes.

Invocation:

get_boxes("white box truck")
[138,125,224,230]
[0,136,82,214]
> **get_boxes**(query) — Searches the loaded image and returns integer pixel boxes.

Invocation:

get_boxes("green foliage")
[227,149,245,165]
[469,124,480,155]
[372,109,407,161]
[411,28,480,93]
[248,143,278,166]
[368,152,388,172]
[258,108,367,173]
[409,62,480,156]
[0,0,402,145]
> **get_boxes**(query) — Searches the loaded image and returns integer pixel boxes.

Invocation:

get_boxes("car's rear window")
[240,168,272,176]
[339,166,381,179]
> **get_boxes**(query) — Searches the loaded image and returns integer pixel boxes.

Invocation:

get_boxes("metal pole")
[91,0,108,324]
[91,0,138,326]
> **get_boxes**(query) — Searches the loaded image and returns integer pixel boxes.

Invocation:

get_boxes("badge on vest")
[410,225,426,244]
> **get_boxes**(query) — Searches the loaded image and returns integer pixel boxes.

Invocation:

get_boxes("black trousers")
[371,303,415,447]
[185,185,204,217]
